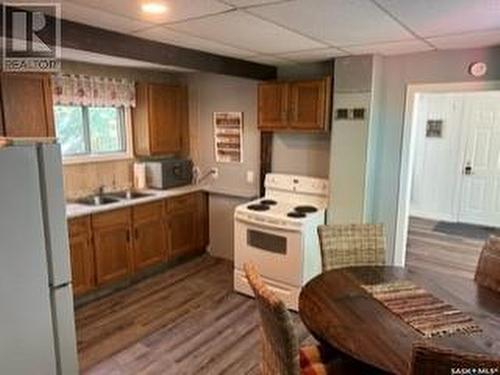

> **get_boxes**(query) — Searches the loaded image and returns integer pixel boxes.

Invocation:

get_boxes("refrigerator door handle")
[37,144,72,287]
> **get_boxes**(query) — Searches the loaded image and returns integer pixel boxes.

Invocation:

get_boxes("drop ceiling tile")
[278,47,346,62]
[135,26,255,57]
[427,29,500,50]
[247,0,412,46]
[344,39,432,56]
[376,0,500,37]
[170,10,325,54]
[65,0,231,25]
[60,2,152,33]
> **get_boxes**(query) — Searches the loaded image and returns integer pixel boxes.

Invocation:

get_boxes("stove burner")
[247,204,270,211]
[294,205,318,214]
[260,199,277,205]
[287,211,306,218]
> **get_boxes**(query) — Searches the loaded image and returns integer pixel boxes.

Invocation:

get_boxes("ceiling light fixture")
[141,2,168,14]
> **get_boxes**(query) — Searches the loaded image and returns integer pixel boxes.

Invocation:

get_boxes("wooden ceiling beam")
[1,7,277,80]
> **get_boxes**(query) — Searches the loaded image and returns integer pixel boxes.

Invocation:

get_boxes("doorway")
[394,82,500,270]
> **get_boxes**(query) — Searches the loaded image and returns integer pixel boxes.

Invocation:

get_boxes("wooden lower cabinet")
[133,201,167,270]
[92,208,133,286]
[68,216,95,297]
[166,192,208,258]
[68,192,208,296]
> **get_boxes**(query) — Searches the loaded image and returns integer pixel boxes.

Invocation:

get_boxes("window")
[54,105,129,160]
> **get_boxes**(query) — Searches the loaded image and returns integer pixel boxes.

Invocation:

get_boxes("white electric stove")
[233,173,329,311]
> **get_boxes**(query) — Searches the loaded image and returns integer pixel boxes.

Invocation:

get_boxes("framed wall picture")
[213,112,243,163]
[426,119,443,138]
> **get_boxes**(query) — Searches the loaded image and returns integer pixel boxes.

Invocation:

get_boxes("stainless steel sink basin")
[76,195,121,206]
[107,190,153,200]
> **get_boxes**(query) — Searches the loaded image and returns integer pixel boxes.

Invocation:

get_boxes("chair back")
[409,342,500,375]
[475,235,500,293]
[317,224,386,272]
[243,263,299,375]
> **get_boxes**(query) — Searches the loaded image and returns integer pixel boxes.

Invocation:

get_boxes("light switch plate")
[246,170,254,184]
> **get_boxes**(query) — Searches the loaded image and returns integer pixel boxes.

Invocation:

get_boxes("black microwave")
[145,158,193,189]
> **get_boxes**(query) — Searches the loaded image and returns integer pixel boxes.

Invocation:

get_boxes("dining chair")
[243,262,340,375]
[475,235,500,293]
[409,342,500,375]
[317,224,386,272]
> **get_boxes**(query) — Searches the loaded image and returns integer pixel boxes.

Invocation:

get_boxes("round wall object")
[469,62,487,77]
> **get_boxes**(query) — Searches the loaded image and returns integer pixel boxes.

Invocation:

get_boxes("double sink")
[75,190,153,206]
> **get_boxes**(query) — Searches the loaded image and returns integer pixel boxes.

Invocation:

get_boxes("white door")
[410,93,465,221]
[459,92,500,227]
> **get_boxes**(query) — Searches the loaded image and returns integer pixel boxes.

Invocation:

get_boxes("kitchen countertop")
[66,184,258,219]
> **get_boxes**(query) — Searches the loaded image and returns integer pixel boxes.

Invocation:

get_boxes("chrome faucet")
[96,185,105,196]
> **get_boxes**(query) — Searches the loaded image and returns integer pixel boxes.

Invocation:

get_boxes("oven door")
[234,216,303,286]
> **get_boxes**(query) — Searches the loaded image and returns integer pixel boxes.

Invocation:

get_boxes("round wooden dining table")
[299,266,500,375]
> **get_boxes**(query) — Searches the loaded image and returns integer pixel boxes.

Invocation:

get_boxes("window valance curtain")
[52,74,136,108]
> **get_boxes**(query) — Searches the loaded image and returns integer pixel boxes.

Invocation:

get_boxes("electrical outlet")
[211,167,219,179]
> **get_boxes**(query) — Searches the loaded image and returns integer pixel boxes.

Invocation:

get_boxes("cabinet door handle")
[135,228,139,239]
[126,230,131,243]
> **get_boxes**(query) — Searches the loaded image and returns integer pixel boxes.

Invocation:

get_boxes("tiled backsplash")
[63,160,133,200]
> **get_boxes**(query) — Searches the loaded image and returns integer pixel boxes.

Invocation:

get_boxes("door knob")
[464,163,473,175]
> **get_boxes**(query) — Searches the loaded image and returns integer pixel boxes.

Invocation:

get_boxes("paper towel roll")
[133,162,147,189]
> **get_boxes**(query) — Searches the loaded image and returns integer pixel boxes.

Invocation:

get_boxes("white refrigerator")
[0,140,79,375]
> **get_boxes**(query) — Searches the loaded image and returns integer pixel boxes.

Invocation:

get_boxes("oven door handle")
[235,215,301,233]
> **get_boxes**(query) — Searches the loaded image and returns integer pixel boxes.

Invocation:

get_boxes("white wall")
[272,133,330,178]
[329,92,371,223]
[328,55,374,224]
[188,72,260,260]
[410,93,465,221]
[366,46,500,264]
[188,72,260,197]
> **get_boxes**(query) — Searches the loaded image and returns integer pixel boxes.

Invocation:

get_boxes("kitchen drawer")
[92,208,131,228]
[166,193,198,213]
[133,201,163,223]
[68,216,91,237]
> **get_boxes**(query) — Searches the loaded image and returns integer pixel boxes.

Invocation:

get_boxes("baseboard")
[410,209,456,222]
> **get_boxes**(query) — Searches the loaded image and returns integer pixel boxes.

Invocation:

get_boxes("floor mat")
[433,221,500,240]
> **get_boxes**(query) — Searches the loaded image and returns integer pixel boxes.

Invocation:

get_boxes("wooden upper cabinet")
[289,79,329,130]
[0,73,55,137]
[258,82,288,130]
[133,82,187,156]
[132,201,166,271]
[257,76,331,132]
[92,208,133,286]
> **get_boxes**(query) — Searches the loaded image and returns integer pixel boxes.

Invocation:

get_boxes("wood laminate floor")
[406,217,489,280]
[78,217,490,374]
[78,255,314,374]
